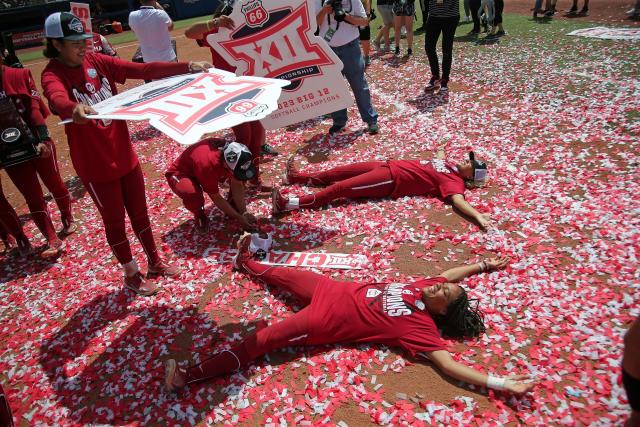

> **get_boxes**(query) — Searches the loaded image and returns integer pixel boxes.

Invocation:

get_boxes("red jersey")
[1,65,49,128]
[41,53,188,183]
[388,159,465,199]
[307,277,446,356]
[165,139,231,194]
[200,28,235,73]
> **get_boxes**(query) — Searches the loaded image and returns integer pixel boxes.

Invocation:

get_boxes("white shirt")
[315,0,366,47]
[128,6,175,62]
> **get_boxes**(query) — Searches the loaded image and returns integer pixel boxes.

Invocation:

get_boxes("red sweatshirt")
[41,53,189,183]
[1,65,49,128]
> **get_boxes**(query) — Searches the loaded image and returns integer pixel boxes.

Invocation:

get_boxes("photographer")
[316,0,379,135]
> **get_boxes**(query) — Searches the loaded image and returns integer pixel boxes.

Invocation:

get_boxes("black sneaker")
[367,122,379,135]
[394,46,400,55]
[424,77,440,92]
[566,6,578,16]
[407,48,412,55]
[578,8,588,16]
[328,123,346,135]
[439,78,449,92]
[496,30,506,37]
[261,143,279,156]
[544,9,555,17]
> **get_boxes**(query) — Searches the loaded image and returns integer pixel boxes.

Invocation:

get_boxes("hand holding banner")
[60,69,289,145]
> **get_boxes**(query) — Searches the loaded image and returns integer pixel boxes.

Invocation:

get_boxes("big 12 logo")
[241,0,269,27]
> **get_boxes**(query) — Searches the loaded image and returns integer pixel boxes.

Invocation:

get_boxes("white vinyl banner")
[567,27,640,40]
[62,69,289,145]
[204,250,368,269]
[70,2,92,34]
[206,0,354,130]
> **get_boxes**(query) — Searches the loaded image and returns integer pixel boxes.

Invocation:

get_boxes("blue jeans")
[330,38,378,126]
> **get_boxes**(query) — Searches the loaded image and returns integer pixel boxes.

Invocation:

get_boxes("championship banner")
[206,0,354,130]
[204,250,368,270]
[60,69,289,145]
[567,27,640,40]
[70,2,92,34]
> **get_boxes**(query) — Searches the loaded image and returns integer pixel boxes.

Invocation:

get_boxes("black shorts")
[359,25,371,40]
[624,369,640,411]
[393,0,416,16]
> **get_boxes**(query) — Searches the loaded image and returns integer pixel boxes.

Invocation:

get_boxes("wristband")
[486,375,507,390]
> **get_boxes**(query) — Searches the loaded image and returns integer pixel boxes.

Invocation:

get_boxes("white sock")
[287,197,300,210]
[123,259,139,277]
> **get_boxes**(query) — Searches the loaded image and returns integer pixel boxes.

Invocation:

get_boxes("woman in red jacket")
[165,234,536,395]
[41,11,210,295]
[1,61,74,258]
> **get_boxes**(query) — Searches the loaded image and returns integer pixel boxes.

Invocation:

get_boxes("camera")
[325,0,347,22]
[368,8,376,20]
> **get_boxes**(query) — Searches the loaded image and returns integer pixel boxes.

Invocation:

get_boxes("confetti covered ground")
[1,6,639,426]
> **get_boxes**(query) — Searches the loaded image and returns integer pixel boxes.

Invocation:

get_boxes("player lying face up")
[272,151,495,230]
[164,234,536,396]
[165,140,260,234]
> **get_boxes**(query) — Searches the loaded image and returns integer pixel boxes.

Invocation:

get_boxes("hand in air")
[216,15,235,29]
[72,103,97,124]
[504,375,537,395]
[486,256,510,271]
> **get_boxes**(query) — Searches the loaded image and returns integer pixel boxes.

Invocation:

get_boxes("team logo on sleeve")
[241,0,269,27]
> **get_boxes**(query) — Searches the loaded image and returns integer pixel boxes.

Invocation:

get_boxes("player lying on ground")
[272,151,493,230]
[41,11,211,296]
[166,139,260,234]
[165,234,536,394]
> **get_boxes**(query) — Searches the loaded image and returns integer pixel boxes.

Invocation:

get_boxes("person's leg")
[120,164,162,266]
[470,0,481,31]
[383,23,392,50]
[288,161,387,185]
[0,382,14,427]
[241,259,331,304]
[464,0,471,18]
[5,163,60,245]
[32,140,74,232]
[85,177,132,264]
[359,26,371,65]
[329,45,349,129]
[623,316,640,427]
[166,173,206,216]
[334,40,378,126]
[424,17,443,79]
[177,308,313,386]
[579,0,589,14]
[440,16,460,82]
[295,165,394,209]
[405,15,414,53]
[393,15,402,53]
[0,183,29,249]
[493,0,504,32]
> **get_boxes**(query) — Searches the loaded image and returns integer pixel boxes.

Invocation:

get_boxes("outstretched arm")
[450,194,494,230]
[426,350,536,394]
[438,256,509,282]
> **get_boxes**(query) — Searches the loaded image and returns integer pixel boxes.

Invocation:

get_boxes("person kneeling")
[165,234,536,395]
[166,140,259,234]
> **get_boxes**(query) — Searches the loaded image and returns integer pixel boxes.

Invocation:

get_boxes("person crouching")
[166,139,259,234]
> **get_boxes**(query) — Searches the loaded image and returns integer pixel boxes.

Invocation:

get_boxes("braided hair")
[434,289,486,339]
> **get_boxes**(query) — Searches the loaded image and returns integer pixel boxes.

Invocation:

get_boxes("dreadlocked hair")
[434,289,486,339]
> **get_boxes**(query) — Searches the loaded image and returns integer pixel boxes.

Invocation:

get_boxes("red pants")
[289,161,395,209]
[165,173,207,216]
[84,164,160,265]
[4,140,71,243]
[232,121,264,181]
[0,180,26,242]
[184,260,340,384]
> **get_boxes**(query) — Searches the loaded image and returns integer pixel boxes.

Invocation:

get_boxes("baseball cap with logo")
[44,12,92,41]
[223,142,256,181]
[468,151,488,183]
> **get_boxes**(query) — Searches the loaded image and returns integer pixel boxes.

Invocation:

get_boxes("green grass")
[17,10,625,64]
